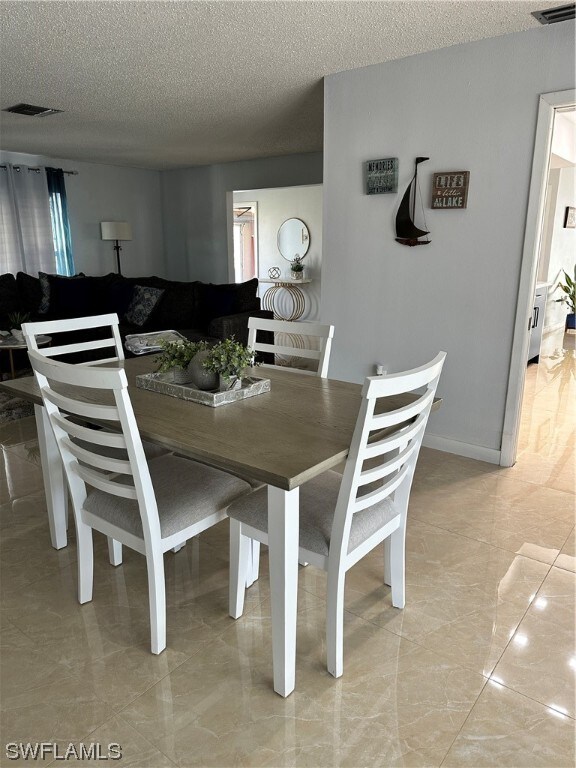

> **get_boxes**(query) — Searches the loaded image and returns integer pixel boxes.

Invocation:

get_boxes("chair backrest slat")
[43,388,119,423]
[248,317,334,378]
[369,389,435,431]
[329,352,446,561]
[358,440,418,490]
[62,436,132,476]
[251,341,322,361]
[75,464,139,500]
[353,463,411,513]
[52,412,127,449]
[363,410,428,460]
[41,338,121,359]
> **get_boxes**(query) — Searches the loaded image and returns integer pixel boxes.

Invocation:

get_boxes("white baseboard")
[422,434,501,464]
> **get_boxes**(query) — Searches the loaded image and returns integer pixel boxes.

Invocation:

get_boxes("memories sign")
[365,157,398,195]
[431,171,470,210]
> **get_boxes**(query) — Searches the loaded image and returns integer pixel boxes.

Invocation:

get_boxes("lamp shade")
[100,221,132,241]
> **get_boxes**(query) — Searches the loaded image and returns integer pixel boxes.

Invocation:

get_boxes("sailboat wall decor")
[395,157,431,247]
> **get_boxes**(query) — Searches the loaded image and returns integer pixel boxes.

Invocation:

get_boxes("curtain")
[46,167,75,276]
[0,164,55,274]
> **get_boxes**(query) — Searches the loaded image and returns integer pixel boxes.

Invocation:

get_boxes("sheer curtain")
[0,164,58,274]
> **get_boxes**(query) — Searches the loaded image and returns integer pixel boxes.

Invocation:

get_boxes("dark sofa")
[0,271,272,370]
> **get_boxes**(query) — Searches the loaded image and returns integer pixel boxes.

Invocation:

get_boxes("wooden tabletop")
[1,356,440,491]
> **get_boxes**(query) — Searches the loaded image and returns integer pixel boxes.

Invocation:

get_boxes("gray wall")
[321,24,575,460]
[0,150,165,277]
[161,153,323,282]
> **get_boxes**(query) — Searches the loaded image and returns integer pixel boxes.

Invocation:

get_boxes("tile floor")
[0,330,574,767]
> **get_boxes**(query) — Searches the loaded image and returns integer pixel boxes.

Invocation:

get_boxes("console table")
[259,279,312,321]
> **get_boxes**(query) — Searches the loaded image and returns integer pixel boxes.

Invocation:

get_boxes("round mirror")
[277,218,310,261]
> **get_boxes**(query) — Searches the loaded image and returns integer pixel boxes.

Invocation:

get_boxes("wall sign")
[431,171,470,210]
[365,157,398,195]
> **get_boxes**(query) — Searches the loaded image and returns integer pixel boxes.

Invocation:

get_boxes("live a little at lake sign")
[432,171,470,209]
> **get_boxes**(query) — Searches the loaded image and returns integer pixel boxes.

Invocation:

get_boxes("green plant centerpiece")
[156,339,208,384]
[202,337,257,391]
[290,256,305,280]
[8,311,30,330]
[554,265,576,330]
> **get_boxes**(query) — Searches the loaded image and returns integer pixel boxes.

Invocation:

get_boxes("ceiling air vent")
[532,3,575,24]
[3,103,63,117]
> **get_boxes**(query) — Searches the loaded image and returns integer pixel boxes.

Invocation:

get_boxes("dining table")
[0,355,440,697]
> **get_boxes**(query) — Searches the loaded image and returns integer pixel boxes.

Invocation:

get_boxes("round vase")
[171,367,194,385]
[566,313,576,331]
[189,350,219,391]
[219,374,242,392]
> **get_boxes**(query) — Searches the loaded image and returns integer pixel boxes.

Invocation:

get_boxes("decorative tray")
[135,372,271,407]
[125,330,187,355]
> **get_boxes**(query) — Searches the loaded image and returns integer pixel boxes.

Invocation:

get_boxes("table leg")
[35,404,68,549]
[9,349,16,380]
[267,485,299,697]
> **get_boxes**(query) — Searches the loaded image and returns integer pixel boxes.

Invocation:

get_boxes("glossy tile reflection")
[0,329,574,767]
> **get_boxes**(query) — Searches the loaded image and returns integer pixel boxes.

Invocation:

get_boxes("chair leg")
[389,525,406,609]
[246,540,260,587]
[230,519,250,619]
[383,536,391,586]
[35,404,68,549]
[107,537,123,566]
[326,565,346,679]
[76,521,94,605]
[145,546,167,654]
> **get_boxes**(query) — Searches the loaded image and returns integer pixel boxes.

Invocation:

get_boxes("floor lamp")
[100,221,132,275]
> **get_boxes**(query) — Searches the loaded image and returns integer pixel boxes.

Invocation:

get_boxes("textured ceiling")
[0,1,561,170]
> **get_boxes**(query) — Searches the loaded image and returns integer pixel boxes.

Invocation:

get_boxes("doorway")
[232,203,258,283]
[501,89,575,467]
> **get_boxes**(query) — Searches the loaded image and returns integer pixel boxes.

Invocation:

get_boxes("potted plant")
[8,312,30,343]
[202,337,256,391]
[156,339,207,384]
[290,256,305,281]
[554,265,575,331]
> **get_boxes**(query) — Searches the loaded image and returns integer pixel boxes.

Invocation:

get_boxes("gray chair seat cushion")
[227,470,398,557]
[84,454,250,539]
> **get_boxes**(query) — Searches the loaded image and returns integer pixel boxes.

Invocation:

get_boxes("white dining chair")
[247,317,335,378]
[27,348,251,654]
[246,316,336,585]
[227,352,446,678]
[23,314,169,564]
[24,312,125,364]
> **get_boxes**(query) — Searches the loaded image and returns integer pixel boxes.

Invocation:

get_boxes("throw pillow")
[124,285,164,326]
[38,272,86,315]
[46,275,98,319]
[105,280,135,317]
[0,274,20,319]
[151,281,200,330]
[16,272,42,314]
[38,272,51,314]
[196,278,259,326]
